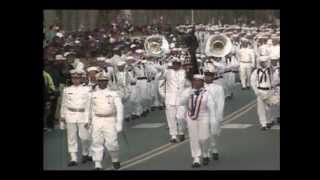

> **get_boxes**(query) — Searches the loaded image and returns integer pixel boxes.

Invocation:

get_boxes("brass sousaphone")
[205,34,233,57]
[144,35,170,57]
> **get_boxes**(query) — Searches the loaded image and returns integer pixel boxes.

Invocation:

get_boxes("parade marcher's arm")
[179,88,192,107]
[216,86,225,123]
[250,50,256,69]
[84,90,91,123]
[250,69,259,96]
[60,88,67,122]
[114,92,124,133]
[208,92,220,136]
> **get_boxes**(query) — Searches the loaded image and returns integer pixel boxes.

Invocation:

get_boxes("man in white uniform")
[203,64,225,161]
[237,40,255,90]
[88,72,123,170]
[134,60,149,117]
[60,69,92,166]
[160,58,187,143]
[270,57,280,124]
[250,56,274,130]
[180,74,216,168]
[114,60,131,122]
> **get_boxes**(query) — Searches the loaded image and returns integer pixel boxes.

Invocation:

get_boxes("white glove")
[60,121,66,130]
[116,124,123,133]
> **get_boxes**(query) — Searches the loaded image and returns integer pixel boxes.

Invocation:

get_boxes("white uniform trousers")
[239,63,252,88]
[224,72,235,97]
[257,90,272,127]
[66,123,90,161]
[209,135,219,155]
[129,84,143,116]
[137,79,148,112]
[186,115,211,160]
[165,105,185,137]
[214,78,227,98]
[91,116,119,163]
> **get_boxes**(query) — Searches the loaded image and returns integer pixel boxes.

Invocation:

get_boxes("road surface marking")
[270,125,280,130]
[117,102,257,170]
[222,123,253,129]
[132,123,166,128]
[105,100,257,170]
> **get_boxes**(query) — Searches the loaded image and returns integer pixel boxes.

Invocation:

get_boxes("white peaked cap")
[135,49,144,54]
[267,39,273,45]
[56,32,64,38]
[130,44,137,48]
[126,56,135,60]
[167,62,173,66]
[117,61,126,66]
[70,69,84,75]
[55,54,66,61]
[87,66,99,72]
[205,63,216,73]
[96,71,109,80]
[97,57,106,61]
[172,57,180,62]
[258,56,270,62]
[193,74,204,80]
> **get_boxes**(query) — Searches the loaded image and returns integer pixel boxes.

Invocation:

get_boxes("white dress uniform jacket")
[89,88,123,163]
[61,85,91,123]
[250,67,273,127]
[180,88,216,161]
[237,47,255,88]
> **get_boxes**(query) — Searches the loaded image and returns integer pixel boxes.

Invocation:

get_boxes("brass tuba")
[205,34,233,57]
[144,35,170,57]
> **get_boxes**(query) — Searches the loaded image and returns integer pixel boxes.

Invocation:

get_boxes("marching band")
[44,21,280,170]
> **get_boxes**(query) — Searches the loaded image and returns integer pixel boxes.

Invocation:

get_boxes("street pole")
[191,9,194,25]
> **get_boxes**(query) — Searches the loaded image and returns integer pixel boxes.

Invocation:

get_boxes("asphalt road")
[43,84,280,170]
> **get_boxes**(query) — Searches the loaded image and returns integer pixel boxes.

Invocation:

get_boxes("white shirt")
[250,67,273,97]
[60,85,91,123]
[134,64,146,78]
[204,83,225,122]
[269,45,280,60]
[163,69,187,105]
[237,47,255,67]
[90,88,123,128]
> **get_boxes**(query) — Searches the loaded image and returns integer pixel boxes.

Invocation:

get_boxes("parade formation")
[43,12,280,170]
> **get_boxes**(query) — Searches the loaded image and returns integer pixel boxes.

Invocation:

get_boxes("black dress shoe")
[241,87,246,90]
[202,157,210,166]
[266,123,273,129]
[67,161,78,167]
[124,117,130,122]
[192,162,201,168]
[170,138,177,143]
[151,107,156,111]
[112,162,121,170]
[178,135,185,142]
[261,126,267,131]
[212,153,219,160]
[94,168,102,171]
[158,106,164,110]
[81,155,89,164]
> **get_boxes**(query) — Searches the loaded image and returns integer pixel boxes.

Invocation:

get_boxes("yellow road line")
[117,102,257,170]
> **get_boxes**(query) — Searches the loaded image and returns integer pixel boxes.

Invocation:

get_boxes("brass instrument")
[205,34,233,57]
[144,35,170,57]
